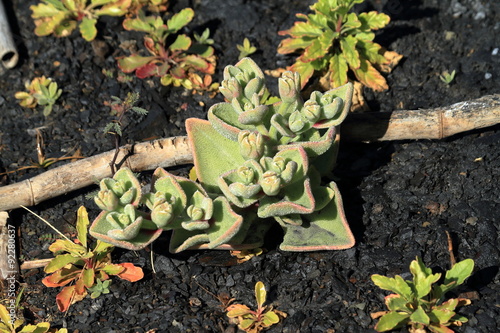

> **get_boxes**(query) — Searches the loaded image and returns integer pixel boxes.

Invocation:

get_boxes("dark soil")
[1,0,499,332]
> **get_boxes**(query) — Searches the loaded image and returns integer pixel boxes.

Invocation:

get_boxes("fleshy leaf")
[186,118,246,193]
[374,311,410,332]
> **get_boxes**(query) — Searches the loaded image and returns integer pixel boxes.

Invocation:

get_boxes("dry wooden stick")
[0,136,192,211]
[0,94,499,212]
[341,93,500,141]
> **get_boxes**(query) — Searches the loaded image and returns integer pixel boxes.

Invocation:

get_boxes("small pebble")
[484,73,492,80]
[492,48,499,56]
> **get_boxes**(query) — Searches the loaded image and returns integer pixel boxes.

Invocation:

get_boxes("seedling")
[117,9,216,90]
[87,279,111,298]
[24,206,144,312]
[15,76,62,116]
[237,38,257,60]
[277,0,402,91]
[0,303,67,333]
[90,58,356,253]
[371,256,474,333]
[30,0,133,41]
[129,0,168,15]
[439,70,456,85]
[226,281,286,333]
[103,92,148,174]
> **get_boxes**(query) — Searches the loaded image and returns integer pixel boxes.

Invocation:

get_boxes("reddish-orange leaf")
[115,263,144,282]
[56,286,76,312]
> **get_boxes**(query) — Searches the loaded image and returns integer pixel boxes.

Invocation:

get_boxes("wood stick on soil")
[0,94,499,211]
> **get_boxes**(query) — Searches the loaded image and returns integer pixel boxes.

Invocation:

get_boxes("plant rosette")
[91,57,355,252]
[42,206,144,312]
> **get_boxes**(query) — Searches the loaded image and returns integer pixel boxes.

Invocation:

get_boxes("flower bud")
[238,131,265,160]
[260,171,281,196]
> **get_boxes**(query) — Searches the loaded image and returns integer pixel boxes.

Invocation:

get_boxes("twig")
[0,94,499,211]
[445,230,456,266]
[19,258,52,270]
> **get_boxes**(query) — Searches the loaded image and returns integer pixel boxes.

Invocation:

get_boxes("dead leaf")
[377,50,403,73]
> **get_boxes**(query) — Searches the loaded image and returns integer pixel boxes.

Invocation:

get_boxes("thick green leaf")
[279,182,354,251]
[30,3,62,18]
[262,311,280,326]
[186,118,246,193]
[90,211,163,250]
[374,311,410,332]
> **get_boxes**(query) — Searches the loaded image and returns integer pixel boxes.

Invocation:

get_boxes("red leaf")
[56,286,75,312]
[136,63,162,79]
[115,263,144,282]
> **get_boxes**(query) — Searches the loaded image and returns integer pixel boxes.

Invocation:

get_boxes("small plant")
[87,279,111,298]
[371,256,474,333]
[129,0,168,15]
[439,70,456,85]
[117,8,216,90]
[103,92,148,174]
[15,76,62,116]
[277,0,401,91]
[40,206,144,312]
[90,58,356,253]
[226,281,286,333]
[237,38,257,60]
[0,303,67,333]
[30,0,133,41]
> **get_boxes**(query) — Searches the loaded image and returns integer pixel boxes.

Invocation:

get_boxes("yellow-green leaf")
[328,52,349,88]
[44,254,80,273]
[352,57,388,91]
[0,304,14,331]
[82,268,95,288]
[226,304,252,317]
[255,281,266,308]
[167,8,194,33]
[76,206,89,248]
[170,34,191,51]
[80,17,98,41]
[262,311,280,326]
[358,11,390,30]
[340,35,360,69]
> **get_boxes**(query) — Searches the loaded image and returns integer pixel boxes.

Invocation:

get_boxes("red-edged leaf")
[358,11,390,30]
[278,20,322,38]
[136,62,163,78]
[117,55,158,73]
[226,304,253,317]
[115,263,144,282]
[183,55,213,73]
[42,266,80,287]
[170,65,186,79]
[352,57,388,91]
[328,52,349,88]
[289,61,315,88]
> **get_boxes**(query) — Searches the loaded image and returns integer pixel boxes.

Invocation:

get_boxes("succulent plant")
[92,58,355,252]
